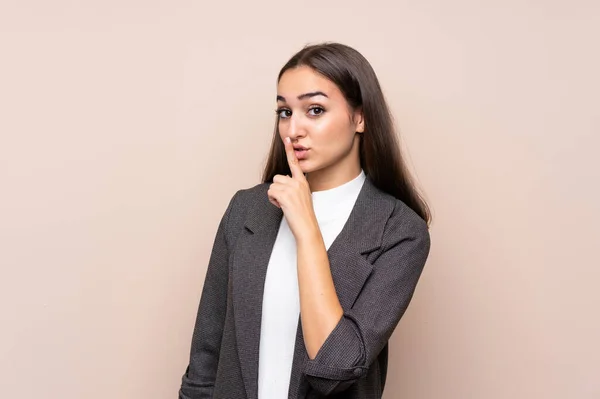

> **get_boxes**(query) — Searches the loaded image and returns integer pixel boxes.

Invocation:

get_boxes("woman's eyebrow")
[276,91,329,102]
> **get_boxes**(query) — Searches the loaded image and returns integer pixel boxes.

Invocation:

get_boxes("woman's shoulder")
[222,182,271,223]
[382,196,430,252]
[365,178,429,235]
[230,182,270,206]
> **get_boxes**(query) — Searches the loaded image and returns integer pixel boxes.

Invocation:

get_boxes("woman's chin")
[298,161,316,174]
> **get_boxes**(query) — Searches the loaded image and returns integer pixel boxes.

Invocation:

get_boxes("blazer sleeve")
[179,191,239,399]
[303,206,431,396]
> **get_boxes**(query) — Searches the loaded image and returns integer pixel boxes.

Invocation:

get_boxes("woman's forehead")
[277,66,341,100]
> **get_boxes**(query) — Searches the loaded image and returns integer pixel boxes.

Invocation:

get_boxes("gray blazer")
[179,177,431,399]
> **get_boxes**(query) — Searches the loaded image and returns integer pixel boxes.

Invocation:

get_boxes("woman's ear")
[354,108,365,133]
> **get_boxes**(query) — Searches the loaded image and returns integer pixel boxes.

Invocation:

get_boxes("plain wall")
[1,1,599,398]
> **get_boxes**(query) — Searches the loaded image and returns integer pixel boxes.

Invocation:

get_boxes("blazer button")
[353,368,363,377]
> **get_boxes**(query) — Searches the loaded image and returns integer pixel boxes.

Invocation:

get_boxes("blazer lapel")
[327,178,395,307]
[232,184,283,399]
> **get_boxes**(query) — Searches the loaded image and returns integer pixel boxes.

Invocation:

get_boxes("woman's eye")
[308,107,324,116]
[277,109,292,119]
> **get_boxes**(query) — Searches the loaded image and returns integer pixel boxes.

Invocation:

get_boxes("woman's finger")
[283,137,304,180]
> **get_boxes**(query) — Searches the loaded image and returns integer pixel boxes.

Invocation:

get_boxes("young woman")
[179,42,431,399]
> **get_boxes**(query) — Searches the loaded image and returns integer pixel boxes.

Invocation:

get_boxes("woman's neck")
[306,163,362,192]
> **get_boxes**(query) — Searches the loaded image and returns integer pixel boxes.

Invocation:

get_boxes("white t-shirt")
[257,170,366,399]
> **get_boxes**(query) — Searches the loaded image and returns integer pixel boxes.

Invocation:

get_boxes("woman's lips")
[294,148,309,160]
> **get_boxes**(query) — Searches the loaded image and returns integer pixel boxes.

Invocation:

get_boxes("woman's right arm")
[179,191,239,399]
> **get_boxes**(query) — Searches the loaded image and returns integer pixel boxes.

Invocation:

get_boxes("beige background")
[1,1,599,398]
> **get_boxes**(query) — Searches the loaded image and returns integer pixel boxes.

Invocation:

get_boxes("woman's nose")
[286,115,306,140]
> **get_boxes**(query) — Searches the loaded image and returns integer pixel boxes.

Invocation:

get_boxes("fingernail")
[286,137,291,143]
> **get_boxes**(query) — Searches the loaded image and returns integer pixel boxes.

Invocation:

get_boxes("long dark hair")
[261,42,431,224]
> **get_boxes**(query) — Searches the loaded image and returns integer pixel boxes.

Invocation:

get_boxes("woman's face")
[276,66,364,185]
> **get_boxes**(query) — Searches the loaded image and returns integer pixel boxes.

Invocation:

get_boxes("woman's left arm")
[300,210,430,396]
